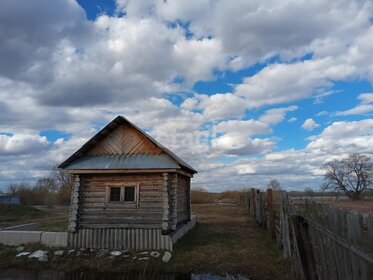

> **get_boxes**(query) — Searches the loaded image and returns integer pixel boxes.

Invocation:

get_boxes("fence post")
[280,191,291,258]
[292,215,317,280]
[250,188,256,216]
[256,189,261,224]
[267,189,276,239]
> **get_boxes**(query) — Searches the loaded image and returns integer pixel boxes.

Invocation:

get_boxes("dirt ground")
[331,201,373,212]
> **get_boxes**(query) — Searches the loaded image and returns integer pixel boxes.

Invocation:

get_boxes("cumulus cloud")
[181,93,247,120]
[0,134,48,156]
[302,118,320,131]
[154,0,372,62]
[232,119,373,190]
[335,93,373,116]
[1,0,373,192]
[210,120,273,156]
[235,58,356,108]
[259,105,297,125]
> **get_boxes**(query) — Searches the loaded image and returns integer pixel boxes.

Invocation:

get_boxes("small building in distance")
[0,194,20,205]
[58,116,197,251]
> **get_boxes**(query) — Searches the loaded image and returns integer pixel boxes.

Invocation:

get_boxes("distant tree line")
[6,167,72,205]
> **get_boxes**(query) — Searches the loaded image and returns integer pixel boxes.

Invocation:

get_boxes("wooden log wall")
[176,174,190,225]
[78,173,165,229]
[240,189,373,280]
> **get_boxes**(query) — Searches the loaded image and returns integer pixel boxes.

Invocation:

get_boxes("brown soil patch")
[332,201,373,212]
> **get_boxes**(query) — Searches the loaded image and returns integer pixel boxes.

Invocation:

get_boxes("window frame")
[109,186,121,202]
[124,185,136,202]
[106,183,140,207]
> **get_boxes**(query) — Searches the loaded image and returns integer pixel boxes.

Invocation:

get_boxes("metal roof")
[63,154,181,170]
[58,116,197,174]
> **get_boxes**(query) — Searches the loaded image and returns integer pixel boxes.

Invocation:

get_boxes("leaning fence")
[241,189,373,280]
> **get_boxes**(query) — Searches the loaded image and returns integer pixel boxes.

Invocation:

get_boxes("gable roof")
[58,116,197,174]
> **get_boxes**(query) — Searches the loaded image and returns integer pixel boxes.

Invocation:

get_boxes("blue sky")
[0,0,373,191]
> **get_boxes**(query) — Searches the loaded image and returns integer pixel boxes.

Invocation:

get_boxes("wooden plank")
[79,224,161,229]
[367,215,373,248]
[82,202,162,208]
[85,124,163,156]
[267,189,276,239]
[81,213,163,219]
[67,169,179,174]
[80,218,162,224]
[291,215,317,280]
[303,216,373,264]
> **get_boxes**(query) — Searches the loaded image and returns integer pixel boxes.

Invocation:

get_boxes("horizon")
[0,0,373,192]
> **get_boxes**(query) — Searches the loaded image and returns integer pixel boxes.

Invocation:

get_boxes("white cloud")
[155,0,373,63]
[210,119,273,156]
[1,0,373,192]
[302,118,320,131]
[288,117,297,123]
[259,105,297,125]
[182,93,247,120]
[232,119,373,190]
[235,58,356,108]
[0,134,48,156]
[335,93,373,116]
[213,119,271,137]
[359,93,373,104]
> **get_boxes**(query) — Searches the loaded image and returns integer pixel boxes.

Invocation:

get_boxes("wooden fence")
[241,189,373,280]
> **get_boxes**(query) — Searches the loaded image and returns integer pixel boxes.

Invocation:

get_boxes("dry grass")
[217,191,243,203]
[0,204,68,231]
[170,203,294,279]
[0,203,293,279]
[191,189,216,204]
[0,204,45,228]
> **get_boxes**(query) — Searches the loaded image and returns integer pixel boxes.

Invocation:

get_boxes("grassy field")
[0,204,68,231]
[172,203,293,279]
[0,202,293,279]
[0,204,45,228]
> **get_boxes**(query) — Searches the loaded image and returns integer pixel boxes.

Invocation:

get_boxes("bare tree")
[304,187,314,198]
[52,166,73,205]
[322,154,373,200]
[267,179,281,191]
[52,166,73,190]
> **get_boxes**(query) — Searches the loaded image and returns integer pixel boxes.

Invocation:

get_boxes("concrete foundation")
[0,231,42,246]
[171,215,197,244]
[0,216,196,250]
[0,231,67,247]
[41,232,68,247]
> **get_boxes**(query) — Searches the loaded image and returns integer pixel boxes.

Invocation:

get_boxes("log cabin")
[58,116,197,251]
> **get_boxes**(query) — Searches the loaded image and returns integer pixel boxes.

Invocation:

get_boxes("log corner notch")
[68,174,80,233]
[170,173,178,231]
[162,172,171,234]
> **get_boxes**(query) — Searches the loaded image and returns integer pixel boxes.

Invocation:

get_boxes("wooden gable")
[58,116,197,174]
[85,123,163,156]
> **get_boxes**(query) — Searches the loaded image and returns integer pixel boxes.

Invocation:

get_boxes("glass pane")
[124,186,135,202]
[110,187,121,201]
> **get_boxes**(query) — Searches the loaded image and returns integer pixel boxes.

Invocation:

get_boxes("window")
[106,184,139,205]
[124,186,135,202]
[110,187,121,202]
